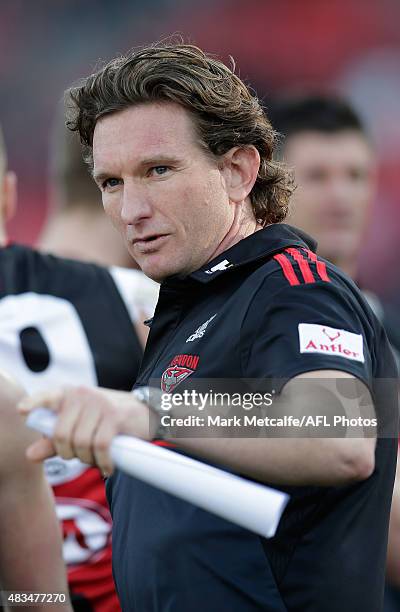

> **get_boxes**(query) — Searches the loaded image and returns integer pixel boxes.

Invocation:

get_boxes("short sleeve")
[109,267,159,322]
[242,280,373,390]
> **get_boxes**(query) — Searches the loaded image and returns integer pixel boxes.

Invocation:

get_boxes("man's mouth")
[132,234,169,253]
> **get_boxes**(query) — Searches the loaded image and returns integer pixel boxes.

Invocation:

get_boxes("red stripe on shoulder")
[302,249,330,282]
[285,247,316,283]
[273,253,301,286]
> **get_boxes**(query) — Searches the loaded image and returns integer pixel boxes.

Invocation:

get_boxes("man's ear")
[1,171,17,222]
[220,146,260,204]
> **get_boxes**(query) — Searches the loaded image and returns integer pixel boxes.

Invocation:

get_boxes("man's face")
[93,102,234,281]
[284,130,376,266]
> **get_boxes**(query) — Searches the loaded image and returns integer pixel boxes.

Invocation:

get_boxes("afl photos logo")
[161,354,200,392]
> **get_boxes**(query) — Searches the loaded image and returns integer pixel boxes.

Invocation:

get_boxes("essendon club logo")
[161,354,200,392]
[298,323,365,363]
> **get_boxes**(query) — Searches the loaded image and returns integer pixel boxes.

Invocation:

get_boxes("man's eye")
[304,168,328,182]
[151,166,169,176]
[348,168,367,182]
[102,178,121,189]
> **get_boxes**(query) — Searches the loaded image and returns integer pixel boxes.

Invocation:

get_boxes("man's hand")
[18,386,153,475]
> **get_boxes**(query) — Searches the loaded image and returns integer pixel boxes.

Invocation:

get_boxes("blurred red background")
[1,0,399,300]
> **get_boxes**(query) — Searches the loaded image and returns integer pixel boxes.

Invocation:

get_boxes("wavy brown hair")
[67,42,294,225]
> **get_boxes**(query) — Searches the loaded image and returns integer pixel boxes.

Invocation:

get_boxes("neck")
[0,223,7,247]
[208,200,262,263]
[39,208,135,268]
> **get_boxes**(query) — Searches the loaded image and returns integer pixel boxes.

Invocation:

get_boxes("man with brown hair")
[21,43,397,611]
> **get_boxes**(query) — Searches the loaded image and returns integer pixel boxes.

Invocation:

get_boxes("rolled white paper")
[27,407,289,538]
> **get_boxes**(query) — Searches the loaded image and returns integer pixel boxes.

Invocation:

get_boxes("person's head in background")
[39,100,136,268]
[269,95,377,279]
[0,125,17,245]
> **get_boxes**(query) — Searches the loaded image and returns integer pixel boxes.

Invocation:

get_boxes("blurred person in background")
[268,95,400,350]
[0,121,158,611]
[39,100,135,268]
[269,94,400,611]
[0,131,72,612]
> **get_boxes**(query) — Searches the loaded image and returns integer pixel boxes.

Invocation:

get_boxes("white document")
[27,407,289,538]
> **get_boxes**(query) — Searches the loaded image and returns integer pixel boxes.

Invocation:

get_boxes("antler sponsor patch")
[298,323,364,363]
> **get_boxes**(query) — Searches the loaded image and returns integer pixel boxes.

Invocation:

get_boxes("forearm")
[0,374,72,611]
[165,372,376,485]
[0,471,71,611]
[17,372,376,488]
[171,435,375,485]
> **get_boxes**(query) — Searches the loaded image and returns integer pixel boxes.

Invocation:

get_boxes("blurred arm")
[0,372,72,611]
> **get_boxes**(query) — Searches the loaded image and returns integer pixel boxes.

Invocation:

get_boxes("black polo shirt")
[108,224,397,612]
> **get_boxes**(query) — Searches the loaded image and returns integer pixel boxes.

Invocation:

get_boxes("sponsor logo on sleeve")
[298,323,364,363]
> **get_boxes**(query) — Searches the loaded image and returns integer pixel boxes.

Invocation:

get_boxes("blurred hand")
[18,386,152,475]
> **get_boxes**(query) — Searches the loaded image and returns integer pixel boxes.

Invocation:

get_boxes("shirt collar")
[187,223,317,284]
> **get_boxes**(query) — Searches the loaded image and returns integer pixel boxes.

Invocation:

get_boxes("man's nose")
[327,178,353,208]
[120,180,153,225]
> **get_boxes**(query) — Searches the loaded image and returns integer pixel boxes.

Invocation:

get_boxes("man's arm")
[18,370,375,487]
[0,372,72,611]
[169,370,376,486]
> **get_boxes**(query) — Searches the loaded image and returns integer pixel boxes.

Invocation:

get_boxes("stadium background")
[1,0,399,301]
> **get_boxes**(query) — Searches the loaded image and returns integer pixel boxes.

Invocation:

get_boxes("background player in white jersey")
[0,130,72,611]
[0,122,158,611]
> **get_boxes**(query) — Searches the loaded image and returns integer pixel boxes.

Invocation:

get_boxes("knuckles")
[53,427,68,445]
[93,436,112,453]
[73,434,90,450]
[50,387,126,465]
